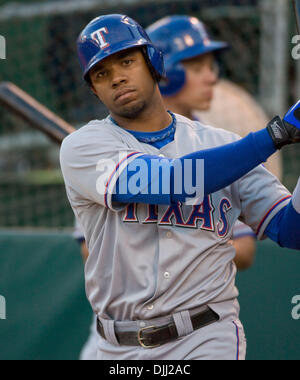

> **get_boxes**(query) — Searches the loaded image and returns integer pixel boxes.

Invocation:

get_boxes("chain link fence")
[0,0,299,228]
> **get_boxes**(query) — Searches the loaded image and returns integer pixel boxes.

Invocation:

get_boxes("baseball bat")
[0,82,75,144]
[294,0,300,34]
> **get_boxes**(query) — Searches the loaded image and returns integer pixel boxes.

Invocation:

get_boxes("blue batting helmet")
[77,14,164,83]
[147,15,229,96]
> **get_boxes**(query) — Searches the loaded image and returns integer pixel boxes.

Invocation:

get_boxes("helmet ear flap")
[159,63,186,97]
[146,45,165,80]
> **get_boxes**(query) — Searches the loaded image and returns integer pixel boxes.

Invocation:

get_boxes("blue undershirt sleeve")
[265,202,300,250]
[112,129,276,205]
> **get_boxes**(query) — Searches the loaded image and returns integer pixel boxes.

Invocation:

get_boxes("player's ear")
[87,81,99,99]
[85,74,98,97]
[90,85,97,96]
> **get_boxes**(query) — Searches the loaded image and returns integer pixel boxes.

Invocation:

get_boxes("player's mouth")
[205,88,214,98]
[201,90,214,103]
[114,88,137,104]
[206,93,213,102]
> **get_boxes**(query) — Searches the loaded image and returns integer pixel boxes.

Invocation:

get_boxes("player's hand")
[267,100,300,149]
[283,100,300,142]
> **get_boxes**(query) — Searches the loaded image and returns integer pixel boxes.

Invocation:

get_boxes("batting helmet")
[146,16,229,96]
[77,14,164,83]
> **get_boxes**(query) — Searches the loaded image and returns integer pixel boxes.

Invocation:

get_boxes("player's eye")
[189,63,204,73]
[96,71,107,78]
[211,61,220,76]
[122,59,133,66]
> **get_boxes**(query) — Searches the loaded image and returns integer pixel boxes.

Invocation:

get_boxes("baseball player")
[146,16,257,271]
[60,14,300,360]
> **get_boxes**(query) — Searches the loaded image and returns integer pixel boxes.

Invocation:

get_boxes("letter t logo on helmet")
[91,27,110,49]
[77,14,165,83]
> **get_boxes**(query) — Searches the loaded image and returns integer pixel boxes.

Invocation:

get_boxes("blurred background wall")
[0,0,300,360]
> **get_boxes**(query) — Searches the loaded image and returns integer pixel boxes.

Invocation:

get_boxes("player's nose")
[111,66,128,88]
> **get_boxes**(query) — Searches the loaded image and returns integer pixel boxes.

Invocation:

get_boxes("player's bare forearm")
[81,241,89,263]
[232,237,256,271]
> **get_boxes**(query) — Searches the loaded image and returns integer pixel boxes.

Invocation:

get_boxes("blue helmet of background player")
[77,14,165,84]
[146,15,229,96]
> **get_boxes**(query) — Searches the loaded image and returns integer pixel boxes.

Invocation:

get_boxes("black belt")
[96,307,219,349]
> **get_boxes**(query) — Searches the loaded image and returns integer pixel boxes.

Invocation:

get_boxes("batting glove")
[267,100,300,149]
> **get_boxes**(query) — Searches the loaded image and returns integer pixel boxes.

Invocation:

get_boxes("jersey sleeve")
[238,164,291,240]
[60,124,144,211]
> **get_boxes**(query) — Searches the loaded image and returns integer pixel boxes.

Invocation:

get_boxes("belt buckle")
[137,325,160,349]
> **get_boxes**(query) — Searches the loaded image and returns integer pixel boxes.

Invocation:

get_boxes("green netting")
[0,0,299,228]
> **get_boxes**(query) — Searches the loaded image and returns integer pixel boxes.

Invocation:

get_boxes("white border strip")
[0,0,163,21]
[0,1,257,21]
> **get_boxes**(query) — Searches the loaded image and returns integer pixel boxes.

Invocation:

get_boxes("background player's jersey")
[60,114,291,321]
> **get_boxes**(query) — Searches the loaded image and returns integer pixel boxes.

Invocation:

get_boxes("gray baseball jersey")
[60,113,291,323]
